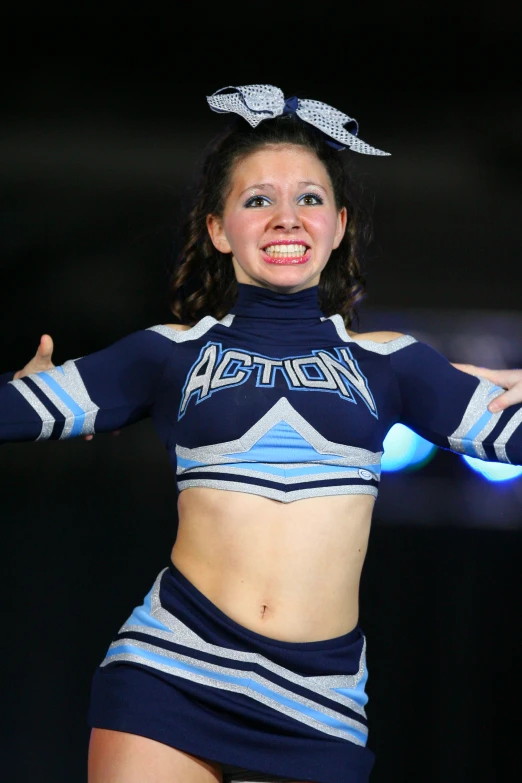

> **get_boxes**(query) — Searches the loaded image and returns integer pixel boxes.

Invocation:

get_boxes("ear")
[332,207,348,250]
[206,214,232,254]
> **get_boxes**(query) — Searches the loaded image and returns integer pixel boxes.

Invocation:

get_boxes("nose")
[269,199,302,232]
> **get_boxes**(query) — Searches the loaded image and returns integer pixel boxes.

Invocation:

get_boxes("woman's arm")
[391,342,522,465]
[0,329,173,444]
[452,363,522,413]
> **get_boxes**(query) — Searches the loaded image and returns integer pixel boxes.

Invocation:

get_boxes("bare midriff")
[170,487,374,644]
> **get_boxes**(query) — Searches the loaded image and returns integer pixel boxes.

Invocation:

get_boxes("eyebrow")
[239,183,273,197]
[297,181,326,190]
[239,180,327,198]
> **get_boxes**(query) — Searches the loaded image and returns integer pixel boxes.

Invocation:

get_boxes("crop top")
[2,283,522,502]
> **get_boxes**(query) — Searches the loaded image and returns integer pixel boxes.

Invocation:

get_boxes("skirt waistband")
[167,560,361,653]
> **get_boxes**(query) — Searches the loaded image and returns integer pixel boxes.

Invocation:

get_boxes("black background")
[1,12,521,782]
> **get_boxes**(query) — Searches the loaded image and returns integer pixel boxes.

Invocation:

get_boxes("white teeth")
[264,243,308,256]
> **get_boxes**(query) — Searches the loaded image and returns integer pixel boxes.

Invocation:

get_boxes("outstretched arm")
[0,328,173,444]
[452,363,522,413]
[3,334,118,441]
[392,343,522,465]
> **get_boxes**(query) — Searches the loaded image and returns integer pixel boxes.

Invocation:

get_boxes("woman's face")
[206,144,347,293]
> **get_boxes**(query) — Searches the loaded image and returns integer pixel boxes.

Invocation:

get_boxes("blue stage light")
[382,424,437,472]
[462,455,522,482]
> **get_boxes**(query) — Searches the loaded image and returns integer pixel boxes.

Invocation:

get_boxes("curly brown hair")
[169,115,374,327]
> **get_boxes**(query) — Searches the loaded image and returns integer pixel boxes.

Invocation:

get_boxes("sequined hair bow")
[206,84,390,156]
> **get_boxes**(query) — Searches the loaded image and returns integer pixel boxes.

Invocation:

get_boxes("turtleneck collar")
[230,283,323,320]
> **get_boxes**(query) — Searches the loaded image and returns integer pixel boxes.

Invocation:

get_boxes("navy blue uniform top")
[2,284,522,501]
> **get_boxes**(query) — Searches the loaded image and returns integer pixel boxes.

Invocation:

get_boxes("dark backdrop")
[1,14,521,782]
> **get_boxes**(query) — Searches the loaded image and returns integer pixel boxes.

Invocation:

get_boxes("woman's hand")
[452,363,522,413]
[14,334,55,380]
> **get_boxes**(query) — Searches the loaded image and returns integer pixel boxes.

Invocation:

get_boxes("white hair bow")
[207,84,390,156]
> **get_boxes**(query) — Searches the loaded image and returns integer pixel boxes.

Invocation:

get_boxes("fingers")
[453,363,522,388]
[37,334,54,362]
[13,333,56,380]
[452,362,522,412]
[480,369,522,412]
[452,363,488,377]
[489,388,519,412]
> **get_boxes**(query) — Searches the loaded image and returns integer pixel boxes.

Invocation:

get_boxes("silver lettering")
[179,343,377,417]
[253,356,283,385]
[319,348,377,413]
[339,349,376,413]
[292,356,337,389]
[180,344,218,415]
[283,359,301,387]
[318,350,376,413]
[211,350,252,389]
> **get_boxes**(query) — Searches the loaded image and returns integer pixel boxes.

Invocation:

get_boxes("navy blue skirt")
[88,563,375,783]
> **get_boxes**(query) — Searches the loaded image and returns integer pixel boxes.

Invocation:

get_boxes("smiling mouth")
[262,243,310,265]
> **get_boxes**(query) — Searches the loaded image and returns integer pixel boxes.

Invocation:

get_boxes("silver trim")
[8,379,54,440]
[176,397,382,467]
[31,374,75,438]
[178,464,378,485]
[148,570,367,695]
[448,379,504,458]
[494,408,522,463]
[103,646,366,745]
[176,478,378,502]
[18,361,99,439]
[147,314,235,343]
[57,361,99,436]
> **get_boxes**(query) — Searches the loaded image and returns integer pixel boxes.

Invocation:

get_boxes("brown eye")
[298,193,323,206]
[245,196,271,208]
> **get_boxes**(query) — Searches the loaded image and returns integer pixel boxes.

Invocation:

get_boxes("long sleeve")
[390,339,522,465]
[0,329,173,443]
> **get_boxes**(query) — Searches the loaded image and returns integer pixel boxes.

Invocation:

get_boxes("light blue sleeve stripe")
[106,643,367,743]
[461,441,480,458]
[465,410,494,444]
[38,371,86,437]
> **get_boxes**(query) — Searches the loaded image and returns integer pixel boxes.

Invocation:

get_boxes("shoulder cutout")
[147,314,235,344]
[350,330,405,344]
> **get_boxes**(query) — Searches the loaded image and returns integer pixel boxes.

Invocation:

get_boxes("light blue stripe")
[461,440,479,458]
[38,371,86,437]
[106,643,367,743]
[177,456,205,469]
[220,462,377,479]
[465,410,493,443]
[124,588,171,632]
[227,421,338,464]
[180,457,380,478]
[333,665,369,709]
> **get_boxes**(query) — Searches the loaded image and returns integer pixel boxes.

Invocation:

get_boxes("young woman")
[3,85,522,783]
